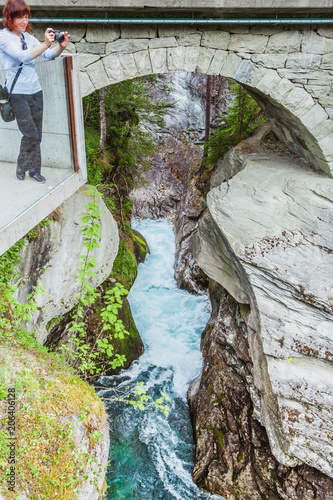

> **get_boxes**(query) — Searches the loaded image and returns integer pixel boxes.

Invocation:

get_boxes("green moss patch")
[0,341,106,500]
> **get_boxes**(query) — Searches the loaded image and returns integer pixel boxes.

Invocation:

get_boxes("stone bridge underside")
[35,22,333,177]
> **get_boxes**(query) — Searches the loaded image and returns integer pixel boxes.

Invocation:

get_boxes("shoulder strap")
[9,63,23,96]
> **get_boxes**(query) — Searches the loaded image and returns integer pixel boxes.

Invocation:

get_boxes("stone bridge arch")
[56,24,333,176]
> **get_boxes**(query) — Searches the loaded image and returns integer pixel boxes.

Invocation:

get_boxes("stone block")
[234,59,256,85]
[201,30,230,50]
[86,25,120,43]
[65,25,86,43]
[318,95,333,109]
[305,71,332,86]
[121,26,157,39]
[302,30,333,54]
[119,53,138,80]
[300,103,328,132]
[246,66,266,88]
[220,52,242,78]
[282,87,314,117]
[256,69,281,96]
[86,59,110,89]
[133,50,152,76]
[167,46,185,72]
[149,48,167,74]
[321,52,333,69]
[317,27,333,38]
[229,33,268,53]
[103,54,124,83]
[278,69,333,86]
[318,131,333,155]
[196,47,215,74]
[208,50,228,75]
[106,38,149,54]
[63,42,76,54]
[286,53,321,70]
[184,47,200,72]
[31,24,50,41]
[149,37,178,49]
[80,71,95,97]
[178,32,202,47]
[251,53,287,69]
[266,31,302,53]
[305,84,330,100]
[311,119,333,143]
[78,54,101,69]
[76,42,106,55]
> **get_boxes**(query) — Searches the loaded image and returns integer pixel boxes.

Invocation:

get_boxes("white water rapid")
[99,219,222,500]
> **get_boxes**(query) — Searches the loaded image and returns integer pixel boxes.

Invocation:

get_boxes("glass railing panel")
[0,57,75,232]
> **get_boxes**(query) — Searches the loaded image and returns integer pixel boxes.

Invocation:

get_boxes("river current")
[99,219,221,500]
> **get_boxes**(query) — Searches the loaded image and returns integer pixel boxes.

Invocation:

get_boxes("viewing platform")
[0,54,86,255]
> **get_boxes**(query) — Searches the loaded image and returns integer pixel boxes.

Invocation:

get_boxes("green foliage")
[101,382,170,417]
[207,82,266,164]
[56,186,129,379]
[83,75,170,194]
[85,126,104,186]
[0,236,44,340]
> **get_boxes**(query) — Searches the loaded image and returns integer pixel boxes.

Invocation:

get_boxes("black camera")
[50,30,65,44]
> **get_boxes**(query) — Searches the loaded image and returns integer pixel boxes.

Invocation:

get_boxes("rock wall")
[188,282,333,500]
[191,132,333,497]
[16,186,119,345]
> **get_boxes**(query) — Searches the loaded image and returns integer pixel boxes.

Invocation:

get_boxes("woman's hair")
[2,0,31,33]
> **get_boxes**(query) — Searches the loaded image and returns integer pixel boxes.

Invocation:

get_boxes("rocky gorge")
[131,73,333,498]
[2,68,332,499]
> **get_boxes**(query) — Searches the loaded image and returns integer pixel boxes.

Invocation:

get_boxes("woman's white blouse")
[0,28,55,94]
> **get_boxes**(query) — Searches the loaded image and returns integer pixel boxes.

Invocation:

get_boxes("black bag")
[0,85,14,122]
[0,63,23,122]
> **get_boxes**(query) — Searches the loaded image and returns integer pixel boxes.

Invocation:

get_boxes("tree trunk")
[199,74,212,172]
[99,88,106,157]
[204,74,212,148]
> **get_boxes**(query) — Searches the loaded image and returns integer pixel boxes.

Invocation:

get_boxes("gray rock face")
[16,186,119,345]
[192,139,333,488]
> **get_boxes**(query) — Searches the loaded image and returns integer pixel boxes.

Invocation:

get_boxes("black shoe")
[29,173,46,183]
[16,169,25,180]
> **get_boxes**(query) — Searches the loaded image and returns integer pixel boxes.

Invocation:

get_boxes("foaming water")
[99,219,222,500]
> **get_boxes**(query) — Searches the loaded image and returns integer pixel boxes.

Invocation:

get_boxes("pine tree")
[207,82,266,165]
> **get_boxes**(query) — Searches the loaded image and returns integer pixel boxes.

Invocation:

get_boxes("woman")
[0,0,69,183]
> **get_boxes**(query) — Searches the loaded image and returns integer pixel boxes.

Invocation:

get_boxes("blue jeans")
[11,91,43,176]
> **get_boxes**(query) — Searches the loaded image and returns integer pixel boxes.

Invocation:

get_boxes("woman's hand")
[44,28,55,47]
[59,32,70,49]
